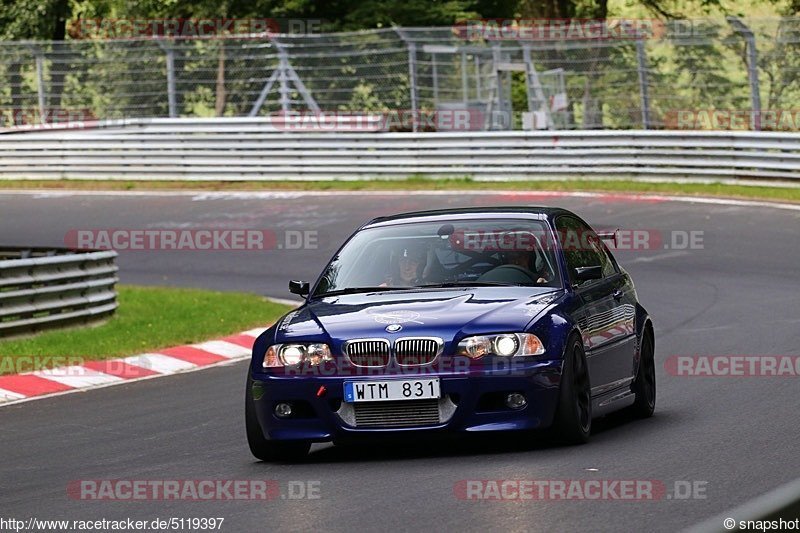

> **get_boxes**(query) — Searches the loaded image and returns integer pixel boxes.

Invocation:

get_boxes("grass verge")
[1,177,799,203]
[0,285,293,375]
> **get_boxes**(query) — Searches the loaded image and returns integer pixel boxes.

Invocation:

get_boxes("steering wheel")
[477,264,539,284]
[447,251,503,277]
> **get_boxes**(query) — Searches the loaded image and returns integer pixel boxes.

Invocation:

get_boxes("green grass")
[1,178,799,203]
[0,285,293,375]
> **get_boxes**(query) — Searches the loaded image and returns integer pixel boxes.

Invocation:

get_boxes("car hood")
[274,287,563,344]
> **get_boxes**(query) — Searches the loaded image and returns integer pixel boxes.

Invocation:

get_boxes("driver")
[382,244,427,286]
[505,250,551,284]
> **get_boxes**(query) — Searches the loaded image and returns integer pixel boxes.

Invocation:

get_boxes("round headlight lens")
[280,344,306,365]
[493,334,519,357]
[306,343,332,366]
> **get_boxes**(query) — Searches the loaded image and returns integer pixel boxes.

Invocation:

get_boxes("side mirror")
[289,280,310,296]
[574,266,603,283]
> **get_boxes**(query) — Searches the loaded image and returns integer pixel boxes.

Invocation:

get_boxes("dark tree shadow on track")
[304,434,550,464]
[284,409,673,465]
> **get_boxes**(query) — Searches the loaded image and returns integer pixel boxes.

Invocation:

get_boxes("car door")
[556,215,636,394]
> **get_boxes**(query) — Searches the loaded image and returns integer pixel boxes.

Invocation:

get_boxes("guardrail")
[687,476,800,532]
[0,116,388,136]
[0,248,118,337]
[1,122,799,181]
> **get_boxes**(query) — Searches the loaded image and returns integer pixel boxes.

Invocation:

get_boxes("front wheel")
[245,375,310,462]
[629,330,656,418]
[552,335,592,444]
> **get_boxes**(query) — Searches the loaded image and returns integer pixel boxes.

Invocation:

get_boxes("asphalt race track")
[1,190,799,532]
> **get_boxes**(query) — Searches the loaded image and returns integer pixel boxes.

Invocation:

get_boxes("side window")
[590,237,618,278]
[555,215,608,286]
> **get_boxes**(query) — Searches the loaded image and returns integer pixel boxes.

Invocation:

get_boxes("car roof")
[363,206,574,229]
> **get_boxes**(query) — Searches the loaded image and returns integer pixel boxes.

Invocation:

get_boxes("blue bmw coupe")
[246,207,656,461]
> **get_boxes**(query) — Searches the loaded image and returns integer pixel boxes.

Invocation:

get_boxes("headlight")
[456,333,544,359]
[306,343,332,366]
[263,345,280,367]
[493,334,519,356]
[280,344,306,366]
[262,343,333,367]
[460,336,492,358]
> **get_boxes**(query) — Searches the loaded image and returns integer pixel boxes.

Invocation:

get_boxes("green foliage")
[0,0,68,40]
[346,82,383,111]
[1,0,796,130]
[0,285,293,371]
[1,0,795,39]
[0,178,797,204]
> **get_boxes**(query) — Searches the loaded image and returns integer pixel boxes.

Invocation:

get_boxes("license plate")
[343,378,440,402]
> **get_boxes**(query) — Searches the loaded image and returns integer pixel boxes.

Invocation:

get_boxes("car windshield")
[312,219,561,296]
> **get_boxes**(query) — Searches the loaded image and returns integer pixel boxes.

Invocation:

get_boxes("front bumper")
[249,359,564,442]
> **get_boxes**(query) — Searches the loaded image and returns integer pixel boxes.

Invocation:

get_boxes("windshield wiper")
[315,286,419,297]
[316,281,528,297]
[419,281,527,288]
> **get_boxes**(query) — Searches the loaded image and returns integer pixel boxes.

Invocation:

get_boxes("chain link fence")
[1,19,799,130]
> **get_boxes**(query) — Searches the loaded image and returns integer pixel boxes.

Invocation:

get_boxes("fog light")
[274,402,293,418]
[505,393,527,409]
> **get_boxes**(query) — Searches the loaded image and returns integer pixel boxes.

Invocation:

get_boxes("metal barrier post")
[461,51,468,103]
[157,41,178,118]
[34,53,46,124]
[25,45,47,124]
[395,28,418,132]
[635,38,651,129]
[727,16,762,131]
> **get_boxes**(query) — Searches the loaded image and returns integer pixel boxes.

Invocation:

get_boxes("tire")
[245,375,311,462]
[552,335,592,445]
[629,329,656,419]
